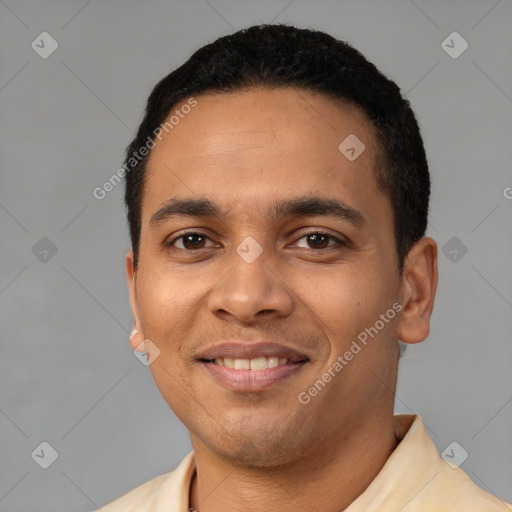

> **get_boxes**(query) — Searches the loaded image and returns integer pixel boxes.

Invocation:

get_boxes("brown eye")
[182,234,206,249]
[169,232,216,250]
[293,232,344,250]
[306,233,330,249]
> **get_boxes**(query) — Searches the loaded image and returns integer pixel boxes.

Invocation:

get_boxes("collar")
[149,415,509,511]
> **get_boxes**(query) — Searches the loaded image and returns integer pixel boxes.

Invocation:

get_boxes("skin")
[126,87,438,512]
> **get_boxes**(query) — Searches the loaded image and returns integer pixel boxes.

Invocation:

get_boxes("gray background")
[1,0,511,510]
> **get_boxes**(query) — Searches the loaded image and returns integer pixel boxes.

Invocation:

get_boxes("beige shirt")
[97,415,511,511]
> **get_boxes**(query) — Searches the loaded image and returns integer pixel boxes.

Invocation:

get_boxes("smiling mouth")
[200,356,307,370]
[199,356,309,391]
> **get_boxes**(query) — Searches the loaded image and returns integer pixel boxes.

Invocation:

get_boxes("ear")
[397,237,438,344]
[126,251,145,351]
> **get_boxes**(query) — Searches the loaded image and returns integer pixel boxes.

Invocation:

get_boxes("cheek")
[292,261,399,370]
[136,267,204,338]
[299,263,388,327]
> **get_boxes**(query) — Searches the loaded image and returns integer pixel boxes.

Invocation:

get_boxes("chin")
[199,421,310,469]
[215,442,299,469]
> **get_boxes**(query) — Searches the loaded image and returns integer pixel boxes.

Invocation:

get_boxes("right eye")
[166,232,219,251]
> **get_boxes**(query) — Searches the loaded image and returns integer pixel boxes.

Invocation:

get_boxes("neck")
[189,413,399,512]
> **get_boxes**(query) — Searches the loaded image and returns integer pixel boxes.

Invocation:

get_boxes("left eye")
[293,233,343,249]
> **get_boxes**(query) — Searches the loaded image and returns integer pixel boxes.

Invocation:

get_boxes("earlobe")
[397,237,438,344]
[129,328,146,352]
[126,251,145,350]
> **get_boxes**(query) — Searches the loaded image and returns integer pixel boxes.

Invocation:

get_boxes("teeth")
[213,356,290,370]
[267,357,279,368]
[234,359,250,370]
[250,357,267,370]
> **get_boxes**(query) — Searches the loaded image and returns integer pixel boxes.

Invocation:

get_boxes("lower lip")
[200,361,306,391]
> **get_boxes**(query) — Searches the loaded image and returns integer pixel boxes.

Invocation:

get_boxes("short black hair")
[124,24,430,271]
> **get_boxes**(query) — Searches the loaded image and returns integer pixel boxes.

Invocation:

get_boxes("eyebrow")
[149,196,366,228]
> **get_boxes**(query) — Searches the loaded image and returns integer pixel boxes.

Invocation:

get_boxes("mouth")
[197,342,310,391]
[203,355,299,370]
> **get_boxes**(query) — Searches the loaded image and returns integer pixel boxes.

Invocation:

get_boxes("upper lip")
[198,341,310,363]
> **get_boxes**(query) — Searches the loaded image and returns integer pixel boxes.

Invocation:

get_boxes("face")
[127,88,433,467]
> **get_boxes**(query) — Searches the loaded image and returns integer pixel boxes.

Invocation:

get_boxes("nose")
[207,244,294,325]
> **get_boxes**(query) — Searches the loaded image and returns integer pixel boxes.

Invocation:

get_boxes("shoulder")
[91,452,195,512]
[370,416,512,511]
[92,471,173,512]
[424,465,512,511]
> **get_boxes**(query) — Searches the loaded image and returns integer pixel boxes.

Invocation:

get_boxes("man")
[98,24,511,511]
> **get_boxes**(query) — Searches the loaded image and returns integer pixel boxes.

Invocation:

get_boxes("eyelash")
[165,230,347,251]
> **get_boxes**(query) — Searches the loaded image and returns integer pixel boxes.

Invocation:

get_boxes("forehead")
[142,87,390,227]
